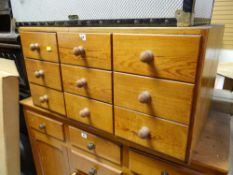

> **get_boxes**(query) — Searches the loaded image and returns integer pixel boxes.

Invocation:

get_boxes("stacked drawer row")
[21,31,201,161]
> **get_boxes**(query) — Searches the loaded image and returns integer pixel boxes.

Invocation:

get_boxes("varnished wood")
[30,84,66,115]
[65,93,113,133]
[61,64,112,103]
[58,32,112,70]
[69,126,121,165]
[25,59,62,90]
[114,72,194,124]
[113,34,201,83]
[115,107,188,160]
[20,32,59,62]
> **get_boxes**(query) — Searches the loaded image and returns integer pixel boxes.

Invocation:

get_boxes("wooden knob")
[161,171,169,175]
[76,78,87,88]
[140,50,154,63]
[70,170,79,175]
[138,126,150,139]
[79,108,90,118]
[138,91,151,103]
[30,43,40,51]
[34,70,44,78]
[38,123,46,130]
[39,95,48,103]
[73,46,85,56]
[88,168,97,175]
[87,143,96,150]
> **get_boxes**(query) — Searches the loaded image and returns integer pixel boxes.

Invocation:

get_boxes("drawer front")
[65,93,113,133]
[129,151,201,175]
[61,65,112,103]
[114,72,194,124]
[26,111,64,141]
[113,34,201,83]
[30,84,66,115]
[58,32,111,70]
[25,59,62,90]
[70,150,122,175]
[115,107,188,160]
[20,32,59,62]
[69,126,121,164]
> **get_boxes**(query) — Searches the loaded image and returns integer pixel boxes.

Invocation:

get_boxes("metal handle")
[46,46,52,52]
[138,91,151,103]
[76,78,87,88]
[39,95,48,103]
[161,171,169,175]
[79,108,91,118]
[38,123,46,130]
[30,43,40,51]
[140,50,154,63]
[87,143,96,151]
[88,168,97,175]
[73,46,85,57]
[34,70,44,78]
[138,126,150,139]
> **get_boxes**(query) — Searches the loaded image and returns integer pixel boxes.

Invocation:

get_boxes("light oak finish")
[61,65,112,103]
[114,72,194,124]
[69,126,121,165]
[26,110,64,141]
[65,93,113,133]
[20,32,59,62]
[25,59,62,90]
[69,150,122,175]
[115,107,188,160]
[113,34,201,83]
[30,84,66,115]
[58,32,111,70]
[129,151,202,175]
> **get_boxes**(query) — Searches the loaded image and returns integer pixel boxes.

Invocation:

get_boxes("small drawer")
[30,84,66,115]
[20,32,59,62]
[129,151,201,175]
[58,32,111,70]
[115,107,188,160]
[61,65,112,103]
[26,111,64,141]
[69,126,121,164]
[65,93,113,133]
[25,59,62,90]
[114,72,194,124]
[70,150,122,175]
[113,34,201,83]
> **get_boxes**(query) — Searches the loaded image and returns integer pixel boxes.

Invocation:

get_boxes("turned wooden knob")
[138,126,150,139]
[87,143,96,150]
[79,108,90,118]
[138,91,151,103]
[34,70,44,78]
[38,123,46,130]
[88,168,97,175]
[76,78,87,88]
[39,95,48,103]
[70,170,79,175]
[161,171,169,175]
[140,50,154,63]
[73,46,85,56]
[30,43,40,51]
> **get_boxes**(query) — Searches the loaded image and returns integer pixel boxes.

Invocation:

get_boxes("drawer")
[26,111,64,141]
[70,150,122,175]
[58,32,111,70]
[129,151,201,175]
[61,65,112,103]
[30,84,66,115]
[25,59,62,90]
[115,107,188,160]
[65,93,113,133]
[114,72,194,124]
[69,126,121,164]
[113,34,201,83]
[20,32,59,62]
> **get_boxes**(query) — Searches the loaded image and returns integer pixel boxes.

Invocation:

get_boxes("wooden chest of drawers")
[20,26,226,175]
